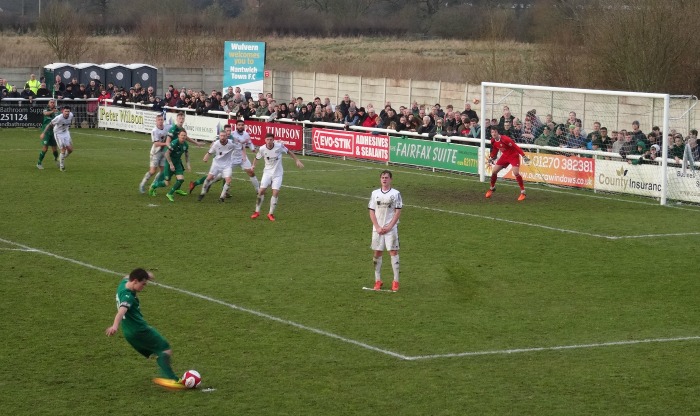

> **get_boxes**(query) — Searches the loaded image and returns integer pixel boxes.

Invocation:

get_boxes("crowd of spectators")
[2,73,699,164]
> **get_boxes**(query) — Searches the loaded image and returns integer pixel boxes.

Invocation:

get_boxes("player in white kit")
[40,106,74,171]
[139,114,170,193]
[250,133,304,221]
[198,130,237,202]
[368,170,403,292]
[230,119,260,193]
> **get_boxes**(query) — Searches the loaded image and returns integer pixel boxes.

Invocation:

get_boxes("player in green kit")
[149,130,190,202]
[105,268,184,389]
[36,99,60,169]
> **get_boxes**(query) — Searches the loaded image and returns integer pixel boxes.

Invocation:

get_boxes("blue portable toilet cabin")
[43,63,77,94]
[101,63,132,90]
[128,64,158,94]
[75,63,105,88]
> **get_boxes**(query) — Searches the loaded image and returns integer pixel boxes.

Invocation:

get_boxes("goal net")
[479,82,700,205]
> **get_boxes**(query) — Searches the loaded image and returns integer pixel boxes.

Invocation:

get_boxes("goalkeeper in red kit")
[485,126,529,201]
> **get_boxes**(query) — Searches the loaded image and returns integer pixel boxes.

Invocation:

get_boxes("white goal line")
[2,236,698,361]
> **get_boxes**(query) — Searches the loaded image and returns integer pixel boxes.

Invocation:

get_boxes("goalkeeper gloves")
[488,157,496,165]
[523,156,530,164]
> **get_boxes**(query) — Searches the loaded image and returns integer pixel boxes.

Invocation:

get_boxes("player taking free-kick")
[485,126,529,201]
[105,268,184,389]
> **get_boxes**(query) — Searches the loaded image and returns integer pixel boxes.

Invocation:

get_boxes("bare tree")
[37,1,89,62]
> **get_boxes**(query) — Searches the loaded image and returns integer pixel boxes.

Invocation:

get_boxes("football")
[182,370,202,388]
[472,98,481,105]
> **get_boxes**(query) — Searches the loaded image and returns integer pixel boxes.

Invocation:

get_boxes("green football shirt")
[116,278,149,335]
[168,139,189,162]
[168,124,185,141]
[42,107,57,130]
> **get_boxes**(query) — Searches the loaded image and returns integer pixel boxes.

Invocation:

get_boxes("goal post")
[477,82,700,206]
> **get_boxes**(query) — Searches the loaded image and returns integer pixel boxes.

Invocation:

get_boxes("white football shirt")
[52,112,74,135]
[256,142,288,176]
[209,139,237,166]
[368,188,403,230]
[150,123,170,156]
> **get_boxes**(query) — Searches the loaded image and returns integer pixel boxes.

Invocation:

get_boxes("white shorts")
[209,162,232,179]
[371,228,400,251]
[260,172,283,190]
[150,152,166,168]
[230,156,252,171]
[55,133,72,148]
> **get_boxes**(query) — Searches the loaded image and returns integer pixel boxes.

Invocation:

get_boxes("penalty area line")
[405,336,700,360]
[0,236,409,361]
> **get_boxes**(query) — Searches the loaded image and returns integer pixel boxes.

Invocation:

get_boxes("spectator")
[444,111,457,131]
[566,126,587,149]
[670,134,685,162]
[255,98,269,117]
[434,103,445,118]
[630,120,647,147]
[25,73,41,95]
[461,102,478,122]
[554,124,568,147]
[599,127,613,152]
[416,116,432,135]
[333,109,344,123]
[53,75,65,95]
[498,106,515,130]
[223,86,235,102]
[36,82,51,98]
[432,117,446,137]
[343,107,360,128]
[586,121,602,149]
[621,130,636,153]
[466,118,480,139]
[175,92,187,108]
[379,101,392,119]
[499,119,515,136]
[395,115,410,132]
[520,118,536,144]
[98,88,111,106]
[534,126,558,153]
[151,96,164,113]
[406,114,419,131]
[322,106,334,122]
[20,85,36,100]
[86,83,100,128]
[296,105,310,121]
[114,89,128,106]
[612,130,626,154]
[688,136,699,162]
[411,101,419,116]
[380,107,399,128]
[324,97,334,112]
[277,103,289,118]
[362,107,380,128]
[236,101,252,119]
[356,107,367,125]
[338,94,351,117]
[310,106,324,122]
[87,80,99,97]
[566,111,582,126]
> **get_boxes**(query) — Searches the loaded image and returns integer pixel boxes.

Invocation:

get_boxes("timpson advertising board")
[231,120,303,151]
[311,128,389,161]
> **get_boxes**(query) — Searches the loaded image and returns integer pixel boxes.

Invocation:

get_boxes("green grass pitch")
[0,128,698,415]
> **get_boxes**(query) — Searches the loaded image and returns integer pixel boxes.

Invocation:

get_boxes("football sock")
[373,256,383,281]
[168,179,183,195]
[490,173,497,188]
[515,174,524,190]
[155,352,178,381]
[194,175,207,186]
[255,195,264,212]
[151,179,166,189]
[249,176,260,192]
[140,172,153,188]
[202,178,213,194]
[269,196,278,215]
[391,254,400,281]
[221,183,230,199]
[38,150,46,164]
[52,150,59,160]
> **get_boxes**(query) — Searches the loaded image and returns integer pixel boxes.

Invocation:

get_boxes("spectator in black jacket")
[36,83,51,98]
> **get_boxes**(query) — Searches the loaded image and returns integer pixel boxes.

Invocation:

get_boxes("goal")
[479,82,700,205]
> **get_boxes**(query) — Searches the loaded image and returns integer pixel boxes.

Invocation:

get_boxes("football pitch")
[1,129,699,415]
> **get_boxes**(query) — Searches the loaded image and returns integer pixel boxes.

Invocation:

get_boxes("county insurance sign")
[223,41,266,95]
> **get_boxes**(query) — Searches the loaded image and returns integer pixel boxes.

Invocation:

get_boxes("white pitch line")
[2,235,698,360]
[0,237,408,360]
[0,247,37,252]
[405,336,700,360]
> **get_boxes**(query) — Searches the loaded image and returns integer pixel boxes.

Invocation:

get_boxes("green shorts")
[164,160,184,180]
[125,327,171,358]
[41,130,57,147]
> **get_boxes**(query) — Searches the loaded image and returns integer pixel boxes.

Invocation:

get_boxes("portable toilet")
[101,63,132,90]
[128,63,158,94]
[43,63,77,93]
[75,63,105,87]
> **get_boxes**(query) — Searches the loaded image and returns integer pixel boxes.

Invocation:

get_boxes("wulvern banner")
[312,128,390,161]
[389,136,479,173]
[496,152,595,189]
[233,120,303,151]
[223,41,266,96]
